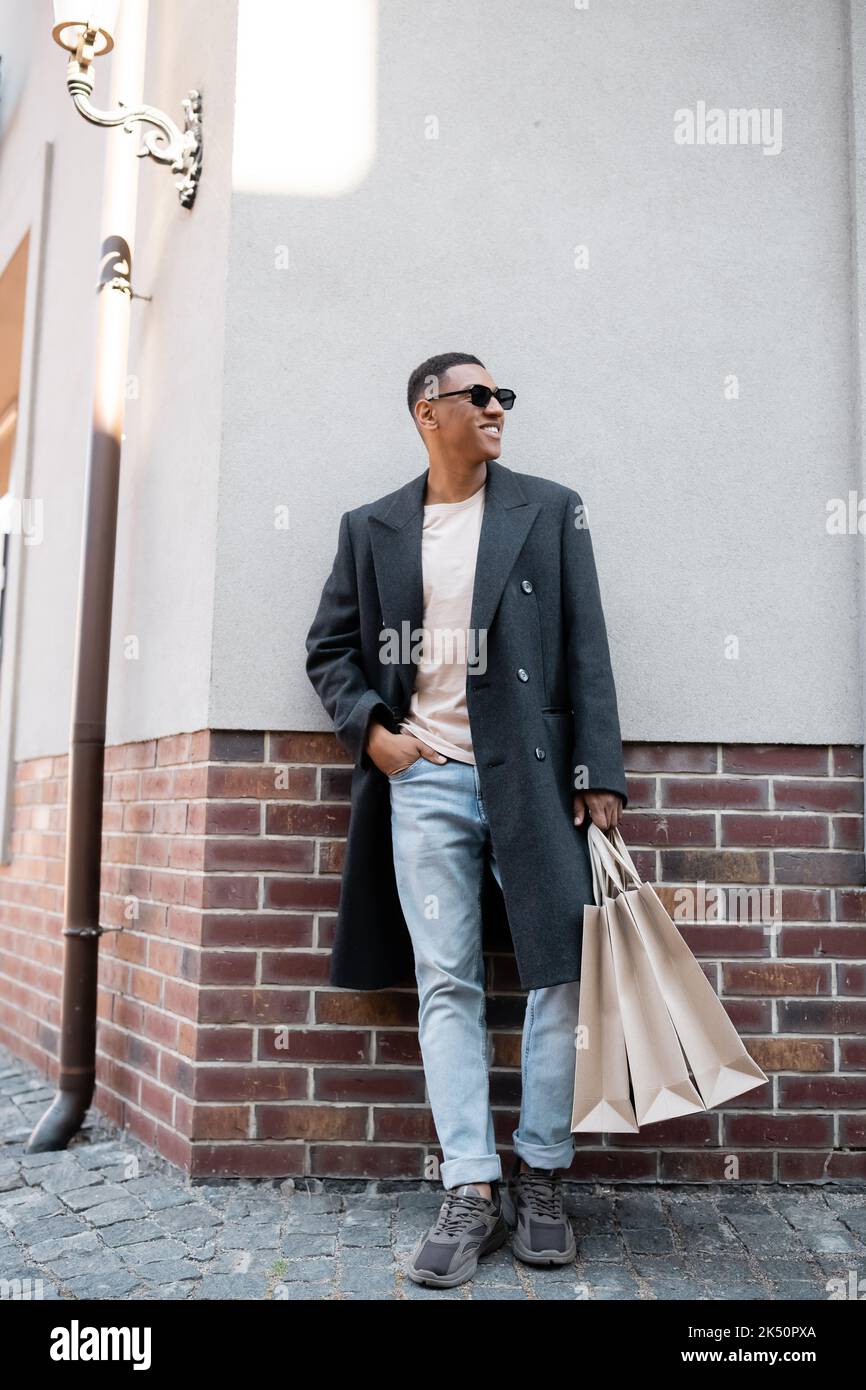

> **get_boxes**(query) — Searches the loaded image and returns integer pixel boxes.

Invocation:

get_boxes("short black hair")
[406,352,486,416]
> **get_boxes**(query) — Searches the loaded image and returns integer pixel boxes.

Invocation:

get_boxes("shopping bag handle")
[587,822,643,897]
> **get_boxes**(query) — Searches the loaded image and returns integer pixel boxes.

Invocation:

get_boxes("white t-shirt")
[398,481,486,765]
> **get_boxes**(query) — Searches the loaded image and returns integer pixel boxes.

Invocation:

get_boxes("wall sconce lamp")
[51,3,203,208]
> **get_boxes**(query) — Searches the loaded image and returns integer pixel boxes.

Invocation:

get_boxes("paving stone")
[578,1234,624,1260]
[621,1227,675,1255]
[271,1281,335,1300]
[155,1204,222,1232]
[219,1221,280,1251]
[196,1273,270,1300]
[797,1228,862,1254]
[129,1259,201,1283]
[63,1269,141,1299]
[116,1238,190,1265]
[338,1267,399,1295]
[84,1198,150,1228]
[119,1178,196,1210]
[60,1184,130,1212]
[28,1230,101,1261]
[100,1219,166,1248]
[281,1232,338,1259]
[0,1194,65,1226]
[10,1214,86,1245]
[31,1164,102,1196]
[284,1213,340,1235]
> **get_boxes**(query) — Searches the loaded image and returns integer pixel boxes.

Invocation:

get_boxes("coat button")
[521,579,533,593]
[517,668,529,682]
[535,747,546,760]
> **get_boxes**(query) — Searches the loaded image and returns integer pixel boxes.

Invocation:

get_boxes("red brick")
[839,964,866,995]
[256,1105,366,1140]
[778,999,866,1032]
[313,1067,425,1103]
[662,777,769,810]
[724,1112,832,1145]
[833,817,864,850]
[200,912,313,949]
[747,1037,833,1072]
[661,1151,774,1181]
[199,952,257,986]
[189,1106,250,1141]
[782,925,866,956]
[831,746,864,776]
[723,746,829,776]
[195,1027,254,1062]
[773,778,862,812]
[265,803,351,836]
[840,1039,866,1070]
[189,1144,305,1179]
[207,765,317,801]
[722,962,830,995]
[210,732,265,762]
[779,889,831,921]
[309,1143,422,1179]
[624,743,717,773]
[204,838,315,872]
[721,814,828,848]
[260,952,331,985]
[199,988,309,1025]
[620,775,656,808]
[774,852,865,887]
[271,732,352,764]
[373,1107,437,1141]
[620,812,716,847]
[257,1028,369,1063]
[264,877,341,911]
[195,1066,307,1102]
[660,850,769,883]
[204,802,261,835]
[780,1075,866,1107]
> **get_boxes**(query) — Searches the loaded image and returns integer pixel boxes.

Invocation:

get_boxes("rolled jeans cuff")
[512,1132,576,1171]
[440,1153,503,1190]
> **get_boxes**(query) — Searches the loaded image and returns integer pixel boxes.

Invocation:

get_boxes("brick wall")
[0,733,863,1182]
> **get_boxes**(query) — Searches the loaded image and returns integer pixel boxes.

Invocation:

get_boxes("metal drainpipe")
[28,0,149,1151]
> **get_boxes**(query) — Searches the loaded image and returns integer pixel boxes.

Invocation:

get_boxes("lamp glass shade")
[52,1,120,55]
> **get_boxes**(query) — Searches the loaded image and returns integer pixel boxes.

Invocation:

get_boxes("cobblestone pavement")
[1,1050,864,1301]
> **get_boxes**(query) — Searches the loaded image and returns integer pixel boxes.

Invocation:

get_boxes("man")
[305,352,627,1288]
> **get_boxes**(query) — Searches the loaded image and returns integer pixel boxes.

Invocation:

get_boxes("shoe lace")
[518,1169,564,1220]
[433,1190,491,1237]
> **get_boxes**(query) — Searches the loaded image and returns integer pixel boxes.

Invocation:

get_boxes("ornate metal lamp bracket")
[61,24,202,208]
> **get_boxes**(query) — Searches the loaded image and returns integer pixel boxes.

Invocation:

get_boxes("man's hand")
[366,721,447,777]
[573,789,623,831]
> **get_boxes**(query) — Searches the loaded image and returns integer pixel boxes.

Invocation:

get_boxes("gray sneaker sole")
[406,1213,509,1288]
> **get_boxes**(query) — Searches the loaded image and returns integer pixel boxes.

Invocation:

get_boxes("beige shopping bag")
[592,826,769,1109]
[570,888,639,1133]
[571,825,702,1132]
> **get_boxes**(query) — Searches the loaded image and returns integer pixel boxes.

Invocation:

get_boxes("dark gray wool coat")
[304,457,628,992]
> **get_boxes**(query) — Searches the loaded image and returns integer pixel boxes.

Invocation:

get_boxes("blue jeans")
[388,754,581,1189]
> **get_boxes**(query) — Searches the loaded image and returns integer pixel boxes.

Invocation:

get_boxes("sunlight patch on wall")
[232,0,378,197]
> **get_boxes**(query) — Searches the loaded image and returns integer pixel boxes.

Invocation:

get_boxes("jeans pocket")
[387,756,425,780]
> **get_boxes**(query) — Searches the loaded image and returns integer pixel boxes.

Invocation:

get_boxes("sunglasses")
[431,384,517,410]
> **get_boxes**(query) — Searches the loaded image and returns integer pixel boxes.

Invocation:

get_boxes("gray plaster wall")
[2,0,862,764]
[213,0,862,743]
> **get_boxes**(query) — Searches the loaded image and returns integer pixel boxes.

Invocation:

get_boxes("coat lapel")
[368,458,541,708]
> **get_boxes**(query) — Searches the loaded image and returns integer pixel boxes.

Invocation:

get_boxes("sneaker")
[406,1181,508,1288]
[501,1154,576,1265]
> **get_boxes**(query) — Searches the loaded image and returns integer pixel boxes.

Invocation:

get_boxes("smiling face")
[413,362,505,464]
